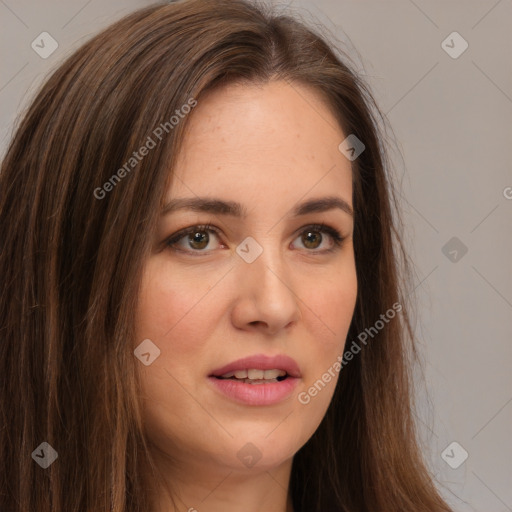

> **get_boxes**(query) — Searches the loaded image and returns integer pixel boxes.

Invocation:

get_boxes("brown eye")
[292,224,344,253]
[165,224,222,254]
[166,223,345,256]
[187,230,210,250]
[301,230,323,249]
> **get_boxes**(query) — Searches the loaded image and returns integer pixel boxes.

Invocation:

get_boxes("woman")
[0,0,454,510]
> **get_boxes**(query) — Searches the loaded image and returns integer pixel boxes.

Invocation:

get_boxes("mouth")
[208,354,301,405]
[213,368,290,384]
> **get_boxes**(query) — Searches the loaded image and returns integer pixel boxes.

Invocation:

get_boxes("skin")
[135,79,358,512]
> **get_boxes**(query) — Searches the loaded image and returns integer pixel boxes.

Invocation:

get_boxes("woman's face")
[135,80,357,477]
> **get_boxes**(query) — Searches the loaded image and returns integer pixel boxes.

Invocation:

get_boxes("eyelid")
[167,222,217,241]
[164,222,346,255]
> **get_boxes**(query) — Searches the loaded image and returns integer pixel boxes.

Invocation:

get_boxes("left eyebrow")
[161,195,353,218]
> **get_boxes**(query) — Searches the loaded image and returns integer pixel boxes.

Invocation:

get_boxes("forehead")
[168,80,352,209]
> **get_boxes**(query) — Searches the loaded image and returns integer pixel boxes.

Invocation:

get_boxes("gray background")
[1,1,511,510]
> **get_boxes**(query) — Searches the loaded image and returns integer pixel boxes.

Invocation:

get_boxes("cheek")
[133,261,222,423]
[135,259,223,357]
[305,259,358,346]
[318,281,357,334]
[299,261,357,394]
[291,276,356,453]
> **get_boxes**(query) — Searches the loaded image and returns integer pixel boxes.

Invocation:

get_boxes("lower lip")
[208,376,300,405]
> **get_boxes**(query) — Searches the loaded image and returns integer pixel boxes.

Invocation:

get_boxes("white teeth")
[220,369,287,380]
[263,369,285,379]
[247,369,264,379]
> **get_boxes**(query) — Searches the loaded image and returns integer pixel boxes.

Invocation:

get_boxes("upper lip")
[210,354,301,378]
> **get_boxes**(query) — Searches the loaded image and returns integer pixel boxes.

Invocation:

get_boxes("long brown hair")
[0,0,452,510]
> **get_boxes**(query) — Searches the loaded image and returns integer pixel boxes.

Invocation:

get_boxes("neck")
[145,451,295,512]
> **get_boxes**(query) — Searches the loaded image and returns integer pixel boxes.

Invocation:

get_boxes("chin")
[214,428,306,472]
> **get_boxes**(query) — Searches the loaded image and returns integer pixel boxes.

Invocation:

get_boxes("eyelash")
[164,222,346,256]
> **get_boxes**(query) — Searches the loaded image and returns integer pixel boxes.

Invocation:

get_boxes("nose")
[230,247,302,335]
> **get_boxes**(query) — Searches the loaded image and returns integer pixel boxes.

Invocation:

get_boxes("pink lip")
[208,354,301,406]
[210,354,301,378]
